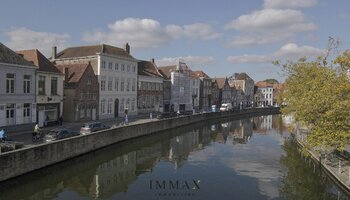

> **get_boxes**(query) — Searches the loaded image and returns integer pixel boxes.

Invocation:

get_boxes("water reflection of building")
[253,115,287,135]
[215,119,253,144]
[167,130,200,169]
[90,151,137,199]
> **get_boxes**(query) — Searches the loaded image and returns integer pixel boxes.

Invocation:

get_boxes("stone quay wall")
[0,108,280,182]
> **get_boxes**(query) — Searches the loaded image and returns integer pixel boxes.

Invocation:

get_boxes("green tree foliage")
[264,78,279,84]
[278,55,350,150]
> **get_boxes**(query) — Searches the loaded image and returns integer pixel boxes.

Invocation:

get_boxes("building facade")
[159,61,192,112]
[163,80,172,112]
[17,49,64,127]
[137,59,164,114]
[56,63,99,122]
[0,43,37,128]
[228,73,255,107]
[190,73,200,111]
[214,78,231,105]
[53,43,138,119]
[192,71,212,110]
[211,79,220,107]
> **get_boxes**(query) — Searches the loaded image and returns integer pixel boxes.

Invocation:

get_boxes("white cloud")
[227,43,325,64]
[264,0,318,9]
[156,56,214,67]
[273,43,325,59]
[5,27,70,56]
[225,9,317,47]
[180,23,221,40]
[83,18,220,50]
[226,9,316,33]
[83,18,170,49]
[227,55,272,64]
[228,33,291,46]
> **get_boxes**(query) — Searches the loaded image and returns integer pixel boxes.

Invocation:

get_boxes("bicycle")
[32,131,43,142]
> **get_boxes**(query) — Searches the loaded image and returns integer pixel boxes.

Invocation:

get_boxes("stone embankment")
[294,129,350,195]
[0,108,279,182]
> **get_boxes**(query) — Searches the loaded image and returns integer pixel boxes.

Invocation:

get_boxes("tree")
[263,78,279,84]
[277,55,350,151]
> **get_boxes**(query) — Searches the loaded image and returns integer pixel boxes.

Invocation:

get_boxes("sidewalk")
[7,113,155,144]
[295,130,350,193]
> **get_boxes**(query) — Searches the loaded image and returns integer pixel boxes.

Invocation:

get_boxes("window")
[80,105,85,118]
[108,62,113,70]
[101,99,106,114]
[87,78,92,85]
[80,92,84,100]
[126,98,130,109]
[108,77,113,91]
[23,75,31,94]
[126,79,130,91]
[120,99,125,111]
[38,76,45,95]
[51,77,58,95]
[23,103,30,117]
[133,66,136,73]
[132,79,135,91]
[6,73,15,94]
[121,79,124,92]
[115,77,119,91]
[101,61,106,69]
[101,77,106,91]
[127,65,130,72]
[121,64,125,71]
[86,106,91,117]
[107,99,112,114]
[115,63,119,71]
[131,98,135,111]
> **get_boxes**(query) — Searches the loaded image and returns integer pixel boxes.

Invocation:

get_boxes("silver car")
[80,122,110,135]
[44,128,80,142]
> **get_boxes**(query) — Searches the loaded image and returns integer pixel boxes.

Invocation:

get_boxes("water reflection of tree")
[253,115,287,135]
[279,139,347,200]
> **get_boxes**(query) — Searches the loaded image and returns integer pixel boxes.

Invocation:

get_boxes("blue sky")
[1,0,349,82]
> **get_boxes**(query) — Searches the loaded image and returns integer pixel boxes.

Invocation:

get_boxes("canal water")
[0,115,349,200]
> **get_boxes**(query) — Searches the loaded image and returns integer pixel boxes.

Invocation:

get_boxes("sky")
[1,0,349,82]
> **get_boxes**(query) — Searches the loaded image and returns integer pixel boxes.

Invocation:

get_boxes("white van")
[220,103,233,111]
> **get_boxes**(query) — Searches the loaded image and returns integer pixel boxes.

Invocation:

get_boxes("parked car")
[80,122,110,135]
[220,103,233,111]
[44,128,80,142]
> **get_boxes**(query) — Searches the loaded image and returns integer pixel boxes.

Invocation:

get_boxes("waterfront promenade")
[295,129,350,195]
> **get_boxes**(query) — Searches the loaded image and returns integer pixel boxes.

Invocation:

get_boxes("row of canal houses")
[0,42,261,129]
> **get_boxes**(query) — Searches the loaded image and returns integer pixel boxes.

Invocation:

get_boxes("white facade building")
[17,49,64,127]
[158,61,193,112]
[53,43,138,119]
[0,43,37,127]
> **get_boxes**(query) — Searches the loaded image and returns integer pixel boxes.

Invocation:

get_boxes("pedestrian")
[150,112,153,119]
[59,116,63,126]
[0,129,6,142]
[125,114,128,125]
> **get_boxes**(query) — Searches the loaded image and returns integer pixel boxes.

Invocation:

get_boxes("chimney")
[124,43,130,54]
[52,46,57,60]
[64,67,69,82]
[151,58,155,63]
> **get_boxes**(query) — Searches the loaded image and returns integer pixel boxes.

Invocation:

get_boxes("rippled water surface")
[0,115,349,200]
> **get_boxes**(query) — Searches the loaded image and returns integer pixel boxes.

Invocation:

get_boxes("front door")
[92,108,96,120]
[38,110,45,127]
[6,104,15,125]
[114,99,119,118]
